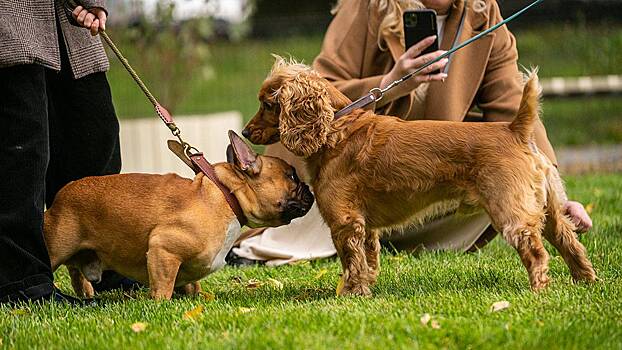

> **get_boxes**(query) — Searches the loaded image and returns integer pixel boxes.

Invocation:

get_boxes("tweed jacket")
[0,0,109,79]
[313,0,557,164]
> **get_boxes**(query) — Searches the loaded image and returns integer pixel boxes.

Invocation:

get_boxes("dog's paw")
[338,283,372,297]
[530,275,550,292]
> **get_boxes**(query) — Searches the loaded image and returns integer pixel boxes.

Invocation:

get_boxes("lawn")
[105,23,622,147]
[1,173,621,349]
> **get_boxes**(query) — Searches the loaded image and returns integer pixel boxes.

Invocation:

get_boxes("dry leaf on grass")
[11,309,30,316]
[491,300,510,312]
[315,269,328,279]
[245,279,263,289]
[238,307,255,314]
[183,305,204,321]
[266,278,284,290]
[420,313,431,326]
[199,291,216,301]
[431,320,441,329]
[130,322,147,333]
[230,276,243,283]
[336,277,344,296]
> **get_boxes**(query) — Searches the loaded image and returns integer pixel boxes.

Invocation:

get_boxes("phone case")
[403,10,440,73]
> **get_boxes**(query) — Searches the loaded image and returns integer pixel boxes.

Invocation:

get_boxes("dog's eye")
[263,101,274,111]
[287,169,299,182]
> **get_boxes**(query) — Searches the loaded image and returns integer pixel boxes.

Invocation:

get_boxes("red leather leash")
[94,25,248,226]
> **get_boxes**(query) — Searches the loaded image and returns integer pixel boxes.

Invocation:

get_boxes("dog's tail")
[509,68,542,144]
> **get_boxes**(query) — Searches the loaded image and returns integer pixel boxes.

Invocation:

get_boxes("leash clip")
[369,87,384,103]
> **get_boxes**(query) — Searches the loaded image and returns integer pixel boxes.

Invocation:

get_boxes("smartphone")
[403,9,440,74]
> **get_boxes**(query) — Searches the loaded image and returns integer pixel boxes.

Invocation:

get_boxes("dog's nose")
[241,128,251,139]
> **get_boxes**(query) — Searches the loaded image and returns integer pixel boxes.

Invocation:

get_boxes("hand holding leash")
[380,36,448,92]
[71,5,107,36]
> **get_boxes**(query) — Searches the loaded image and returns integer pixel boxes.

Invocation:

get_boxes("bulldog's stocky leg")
[147,235,182,300]
[176,281,202,296]
[68,266,95,298]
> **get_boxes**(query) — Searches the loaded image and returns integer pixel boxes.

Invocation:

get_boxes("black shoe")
[225,250,265,267]
[93,271,142,292]
[48,288,96,306]
[1,287,95,307]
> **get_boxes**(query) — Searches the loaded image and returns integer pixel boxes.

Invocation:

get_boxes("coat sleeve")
[79,0,107,12]
[62,0,108,27]
[476,0,557,165]
[312,0,384,101]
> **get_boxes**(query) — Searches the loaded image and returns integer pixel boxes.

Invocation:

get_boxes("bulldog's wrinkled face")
[226,130,313,227]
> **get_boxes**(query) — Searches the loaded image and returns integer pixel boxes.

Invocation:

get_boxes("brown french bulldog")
[43,131,313,299]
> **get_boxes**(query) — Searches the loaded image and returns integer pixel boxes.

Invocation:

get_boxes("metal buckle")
[369,87,384,102]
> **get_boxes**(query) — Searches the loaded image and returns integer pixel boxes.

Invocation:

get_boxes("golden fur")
[243,57,597,295]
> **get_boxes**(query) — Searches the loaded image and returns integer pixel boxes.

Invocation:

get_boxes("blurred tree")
[107,0,213,113]
[249,0,334,38]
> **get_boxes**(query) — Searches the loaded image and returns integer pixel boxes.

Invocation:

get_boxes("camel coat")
[313,0,557,164]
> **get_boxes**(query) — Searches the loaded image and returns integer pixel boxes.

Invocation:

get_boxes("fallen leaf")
[585,203,595,214]
[238,307,255,314]
[200,291,216,301]
[130,322,147,333]
[266,278,284,290]
[336,277,344,296]
[246,279,263,289]
[183,305,204,321]
[315,269,328,279]
[230,276,243,283]
[431,320,441,329]
[420,313,431,326]
[491,301,510,312]
[11,309,30,316]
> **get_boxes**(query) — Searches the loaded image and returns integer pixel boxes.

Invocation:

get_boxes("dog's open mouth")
[282,183,314,223]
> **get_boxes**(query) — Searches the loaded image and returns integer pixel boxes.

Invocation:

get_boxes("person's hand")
[564,200,593,233]
[380,35,448,90]
[72,5,106,36]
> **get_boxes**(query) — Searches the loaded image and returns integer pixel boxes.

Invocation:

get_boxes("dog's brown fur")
[44,132,313,299]
[243,57,596,295]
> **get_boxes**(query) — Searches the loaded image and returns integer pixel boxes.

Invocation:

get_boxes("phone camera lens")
[405,13,418,27]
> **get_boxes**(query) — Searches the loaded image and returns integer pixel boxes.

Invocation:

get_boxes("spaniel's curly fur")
[244,56,596,295]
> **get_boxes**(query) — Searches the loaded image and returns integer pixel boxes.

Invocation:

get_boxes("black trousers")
[0,58,121,300]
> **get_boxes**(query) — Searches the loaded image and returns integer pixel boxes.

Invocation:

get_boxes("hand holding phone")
[403,10,440,73]
[379,10,448,90]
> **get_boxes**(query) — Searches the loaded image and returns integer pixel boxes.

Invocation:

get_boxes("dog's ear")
[277,72,334,158]
[326,83,352,110]
[227,130,262,176]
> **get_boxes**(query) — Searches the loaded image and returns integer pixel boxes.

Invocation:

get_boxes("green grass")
[2,173,621,349]
[106,24,622,147]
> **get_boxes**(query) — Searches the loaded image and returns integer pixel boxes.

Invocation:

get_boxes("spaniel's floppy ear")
[325,83,352,110]
[227,130,262,175]
[277,72,334,158]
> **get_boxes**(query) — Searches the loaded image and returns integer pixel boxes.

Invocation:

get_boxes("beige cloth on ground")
[233,201,492,266]
[232,203,336,266]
